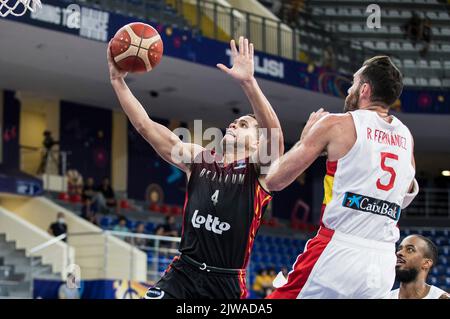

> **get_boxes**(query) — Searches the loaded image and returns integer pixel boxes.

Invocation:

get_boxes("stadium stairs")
[0,234,60,298]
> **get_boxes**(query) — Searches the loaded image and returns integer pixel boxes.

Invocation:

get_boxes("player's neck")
[399,279,430,299]
[359,104,392,122]
[222,148,248,165]
[360,104,388,114]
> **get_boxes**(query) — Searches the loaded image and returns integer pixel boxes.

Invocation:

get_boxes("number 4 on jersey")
[211,190,219,206]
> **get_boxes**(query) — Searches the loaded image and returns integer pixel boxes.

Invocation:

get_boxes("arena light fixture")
[442,170,450,177]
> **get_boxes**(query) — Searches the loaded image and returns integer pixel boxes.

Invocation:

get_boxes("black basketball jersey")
[179,150,272,270]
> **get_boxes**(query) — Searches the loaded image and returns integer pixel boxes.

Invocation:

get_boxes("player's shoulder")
[389,114,411,129]
[316,113,351,128]
[315,113,354,135]
[322,112,351,121]
[389,114,415,146]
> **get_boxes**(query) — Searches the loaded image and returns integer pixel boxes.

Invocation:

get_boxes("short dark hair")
[360,56,403,108]
[242,114,262,143]
[244,113,259,129]
[415,235,438,268]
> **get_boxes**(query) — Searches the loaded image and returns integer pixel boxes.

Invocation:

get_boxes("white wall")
[0,194,147,282]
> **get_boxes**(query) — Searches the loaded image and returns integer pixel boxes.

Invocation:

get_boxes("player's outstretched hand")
[300,108,330,143]
[216,36,254,84]
[107,41,128,81]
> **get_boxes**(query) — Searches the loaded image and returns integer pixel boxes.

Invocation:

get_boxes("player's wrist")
[239,76,257,88]
[110,76,124,85]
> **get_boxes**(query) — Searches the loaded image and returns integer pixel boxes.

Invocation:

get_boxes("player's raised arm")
[217,37,284,169]
[107,43,203,173]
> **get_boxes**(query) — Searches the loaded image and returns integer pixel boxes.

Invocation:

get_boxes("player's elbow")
[266,181,283,192]
[134,122,147,134]
[135,120,153,136]
[267,183,283,192]
[265,175,284,192]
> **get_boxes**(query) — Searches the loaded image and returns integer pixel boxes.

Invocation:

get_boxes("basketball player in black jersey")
[107,36,284,299]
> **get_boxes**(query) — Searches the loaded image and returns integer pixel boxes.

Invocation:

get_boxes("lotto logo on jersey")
[191,210,231,235]
[342,192,401,221]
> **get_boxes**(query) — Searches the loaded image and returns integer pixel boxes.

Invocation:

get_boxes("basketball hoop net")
[0,0,41,17]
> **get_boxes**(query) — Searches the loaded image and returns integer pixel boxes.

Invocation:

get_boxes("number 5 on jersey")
[211,190,219,206]
[376,152,398,191]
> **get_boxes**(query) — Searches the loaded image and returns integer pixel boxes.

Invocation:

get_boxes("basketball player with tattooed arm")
[265,56,419,299]
[107,37,284,299]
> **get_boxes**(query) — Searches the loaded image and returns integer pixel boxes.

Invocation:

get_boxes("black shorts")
[144,256,247,299]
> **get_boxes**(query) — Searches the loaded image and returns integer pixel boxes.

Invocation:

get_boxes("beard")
[395,267,419,283]
[344,86,361,113]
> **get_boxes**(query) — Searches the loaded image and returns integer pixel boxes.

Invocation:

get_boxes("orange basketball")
[110,22,163,73]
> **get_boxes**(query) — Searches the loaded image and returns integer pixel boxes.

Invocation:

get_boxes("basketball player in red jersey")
[265,56,419,298]
[107,37,284,299]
